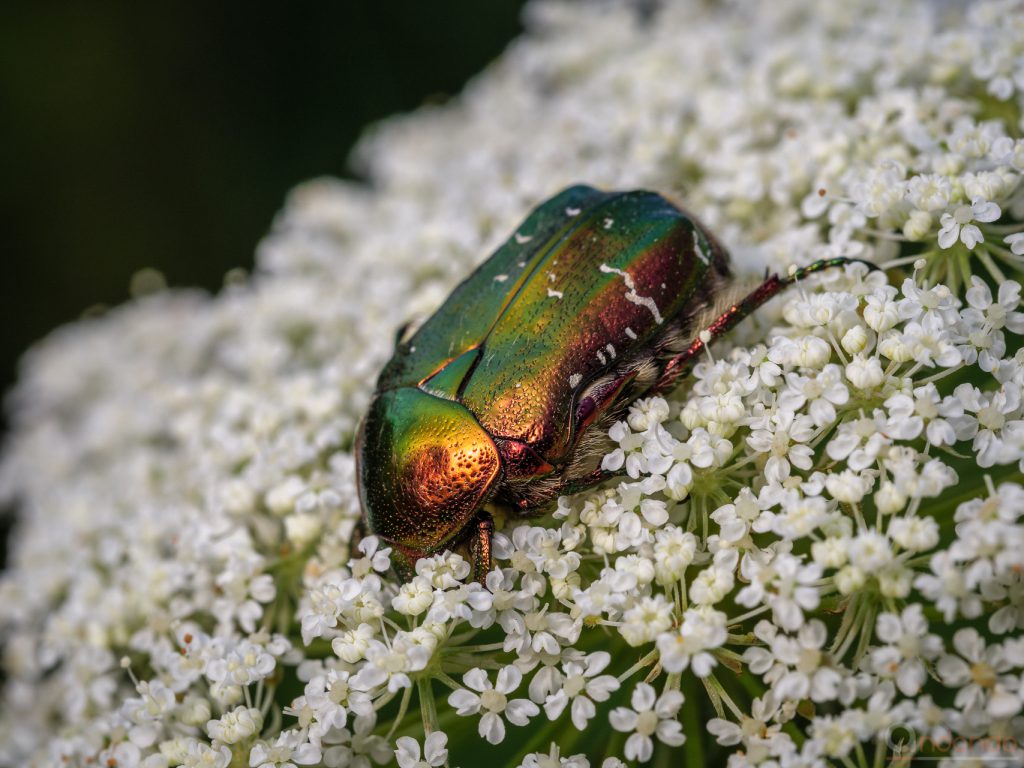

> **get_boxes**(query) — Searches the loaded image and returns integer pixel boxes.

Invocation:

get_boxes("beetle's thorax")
[357,387,501,557]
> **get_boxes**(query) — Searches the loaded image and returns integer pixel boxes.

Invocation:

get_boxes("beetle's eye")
[575,396,596,427]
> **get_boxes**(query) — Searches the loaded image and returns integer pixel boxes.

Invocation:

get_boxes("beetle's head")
[356,387,501,579]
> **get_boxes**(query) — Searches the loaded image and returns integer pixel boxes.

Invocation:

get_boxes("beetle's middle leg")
[468,510,495,585]
[654,257,879,393]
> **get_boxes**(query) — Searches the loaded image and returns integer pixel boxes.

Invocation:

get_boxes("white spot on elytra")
[596,350,607,365]
[515,382,522,388]
[568,373,582,388]
[410,346,416,352]
[692,230,710,265]
[494,274,508,282]
[624,327,637,340]
[606,343,616,359]
[566,206,581,216]
[603,217,614,229]
[515,232,533,244]
[547,288,564,299]
[548,272,557,282]
[599,263,664,324]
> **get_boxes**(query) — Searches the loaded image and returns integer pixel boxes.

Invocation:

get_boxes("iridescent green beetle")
[357,185,869,581]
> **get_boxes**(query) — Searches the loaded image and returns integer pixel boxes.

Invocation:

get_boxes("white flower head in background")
[3,0,1024,766]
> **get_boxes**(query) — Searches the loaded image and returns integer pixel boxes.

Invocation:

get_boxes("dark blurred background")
[0,1,526,564]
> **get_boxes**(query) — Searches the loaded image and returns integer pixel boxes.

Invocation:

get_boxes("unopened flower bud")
[874,481,906,515]
[878,566,912,598]
[902,210,933,241]
[835,565,866,595]
[845,356,884,389]
[841,325,869,355]
[878,334,914,363]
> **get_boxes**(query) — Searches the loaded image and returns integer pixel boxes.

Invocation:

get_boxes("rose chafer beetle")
[357,185,872,581]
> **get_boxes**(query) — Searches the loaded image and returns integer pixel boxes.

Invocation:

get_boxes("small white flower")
[543,652,620,729]
[936,629,1021,719]
[205,639,276,687]
[394,732,448,768]
[745,410,816,483]
[915,550,983,622]
[249,729,321,768]
[392,576,434,617]
[768,620,841,703]
[447,666,540,745]
[206,706,263,745]
[620,594,675,646]
[416,552,471,589]
[609,683,686,763]
[517,743,590,768]
[736,552,821,631]
[656,607,727,677]
[938,197,1001,249]
[351,535,392,577]
[652,526,697,584]
[869,605,941,696]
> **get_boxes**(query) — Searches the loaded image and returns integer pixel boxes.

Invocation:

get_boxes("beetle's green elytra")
[356,185,875,581]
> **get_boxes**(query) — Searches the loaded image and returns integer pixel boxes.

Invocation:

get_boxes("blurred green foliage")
[0,0,525,561]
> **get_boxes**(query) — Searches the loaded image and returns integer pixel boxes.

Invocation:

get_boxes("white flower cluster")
[2,0,1024,766]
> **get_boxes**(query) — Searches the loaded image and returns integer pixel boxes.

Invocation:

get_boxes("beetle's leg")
[507,466,622,514]
[558,466,619,495]
[655,257,879,393]
[469,510,495,585]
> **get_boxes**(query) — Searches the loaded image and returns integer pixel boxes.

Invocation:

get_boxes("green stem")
[433,671,464,692]
[386,685,413,741]
[617,649,660,683]
[679,675,704,765]
[977,247,1008,283]
[418,677,439,735]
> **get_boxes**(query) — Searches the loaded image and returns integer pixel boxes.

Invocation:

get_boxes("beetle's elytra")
[356,185,871,581]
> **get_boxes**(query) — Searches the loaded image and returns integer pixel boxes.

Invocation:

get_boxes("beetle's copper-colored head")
[356,387,501,576]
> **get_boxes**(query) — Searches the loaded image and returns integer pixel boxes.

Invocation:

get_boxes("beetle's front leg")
[468,510,495,585]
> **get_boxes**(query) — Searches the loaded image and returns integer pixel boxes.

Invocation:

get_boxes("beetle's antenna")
[782,257,880,285]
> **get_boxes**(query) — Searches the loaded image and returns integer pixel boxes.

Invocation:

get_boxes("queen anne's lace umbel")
[3,1,1024,766]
